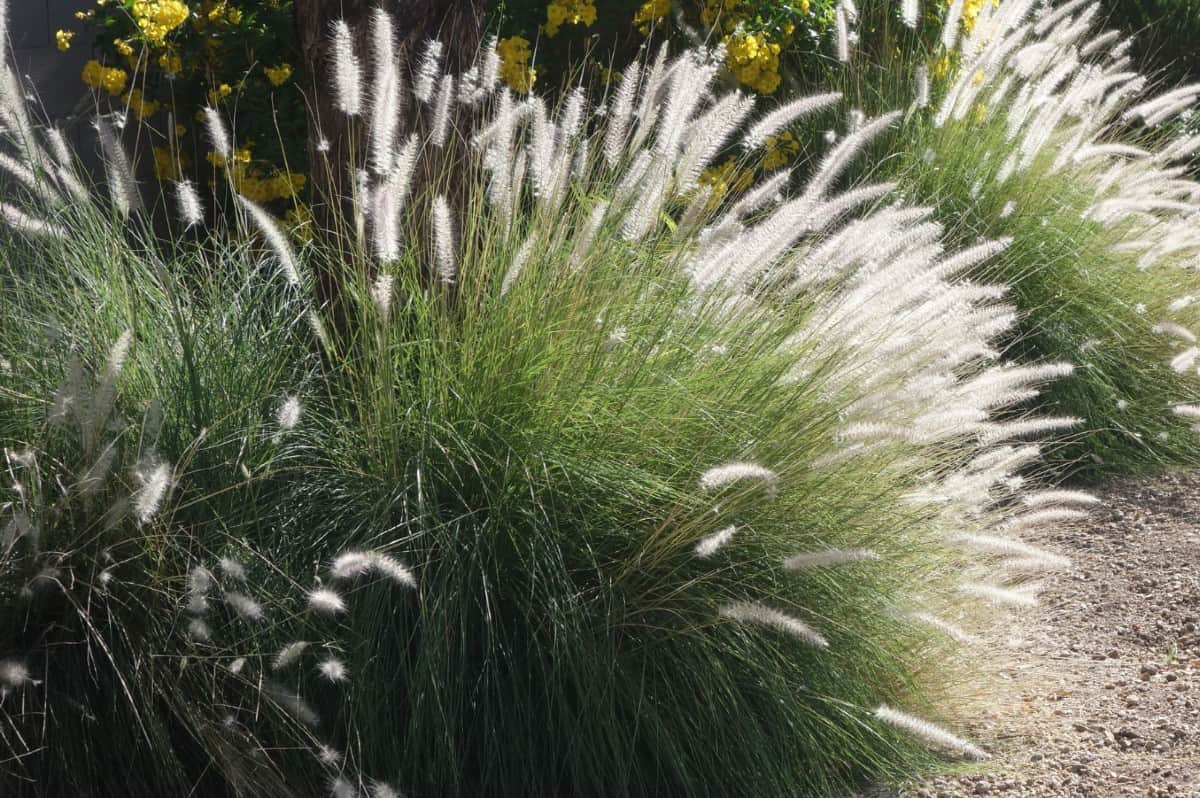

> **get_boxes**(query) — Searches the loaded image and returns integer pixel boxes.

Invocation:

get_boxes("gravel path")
[873,472,1200,798]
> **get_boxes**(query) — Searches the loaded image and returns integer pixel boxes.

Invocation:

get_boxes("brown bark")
[293,0,484,306]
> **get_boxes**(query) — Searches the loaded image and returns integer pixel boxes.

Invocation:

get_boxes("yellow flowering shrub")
[544,0,598,36]
[633,0,671,33]
[761,131,799,171]
[498,36,537,93]
[725,31,783,94]
[68,0,307,215]
[81,60,128,96]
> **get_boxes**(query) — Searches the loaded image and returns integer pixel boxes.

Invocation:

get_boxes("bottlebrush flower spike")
[694,525,737,558]
[720,601,829,648]
[432,195,457,283]
[308,587,347,616]
[331,20,362,116]
[699,462,779,496]
[874,705,989,760]
[783,548,880,569]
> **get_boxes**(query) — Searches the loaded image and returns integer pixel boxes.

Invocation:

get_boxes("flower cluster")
[725,31,784,94]
[131,0,191,48]
[498,36,537,93]
[545,0,597,36]
[68,0,307,216]
[82,60,128,96]
[633,0,671,32]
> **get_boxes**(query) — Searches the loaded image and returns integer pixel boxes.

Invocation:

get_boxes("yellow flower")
[543,0,596,37]
[114,39,135,58]
[931,53,952,80]
[206,146,253,168]
[124,87,161,119]
[497,36,536,94]
[55,30,75,52]
[131,0,190,48]
[158,51,183,76]
[264,63,292,87]
[632,0,670,34]
[724,31,782,94]
[226,6,243,24]
[699,156,753,205]
[207,83,233,105]
[81,60,128,96]
[75,10,96,20]
[761,131,798,172]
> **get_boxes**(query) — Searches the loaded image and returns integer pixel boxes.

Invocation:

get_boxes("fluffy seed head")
[308,587,347,615]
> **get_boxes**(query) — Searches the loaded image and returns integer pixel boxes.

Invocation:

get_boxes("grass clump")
[822,0,1200,477]
[1,8,1090,796]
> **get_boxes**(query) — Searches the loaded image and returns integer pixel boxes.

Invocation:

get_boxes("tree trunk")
[294,0,485,306]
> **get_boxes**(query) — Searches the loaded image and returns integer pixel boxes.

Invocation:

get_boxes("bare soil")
[872,472,1200,798]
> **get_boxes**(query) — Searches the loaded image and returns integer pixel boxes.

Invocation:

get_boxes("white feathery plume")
[0,659,32,690]
[331,549,417,587]
[699,462,779,495]
[604,63,640,165]
[941,0,965,50]
[720,601,829,648]
[0,201,67,239]
[368,9,402,174]
[1020,489,1098,507]
[569,201,609,270]
[743,92,842,150]
[370,552,418,587]
[94,116,140,216]
[432,195,457,283]
[272,641,309,671]
[501,234,536,294]
[218,557,247,580]
[479,36,501,93]
[174,180,203,228]
[187,618,212,641]
[950,533,1071,568]
[902,0,920,29]
[1172,404,1200,419]
[694,525,737,558]
[317,745,343,766]
[1152,322,1196,343]
[914,65,930,109]
[133,462,171,524]
[372,273,395,320]
[331,550,375,579]
[308,587,347,615]
[331,20,363,115]
[783,548,880,569]
[276,395,302,431]
[370,782,402,798]
[874,705,990,760]
[317,657,349,683]
[225,591,265,620]
[958,582,1038,607]
[372,133,419,263]
[202,106,231,161]
[1170,347,1198,372]
[835,3,850,63]
[238,196,302,288]
[331,777,357,798]
[906,611,976,643]
[413,39,444,103]
[431,73,456,148]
